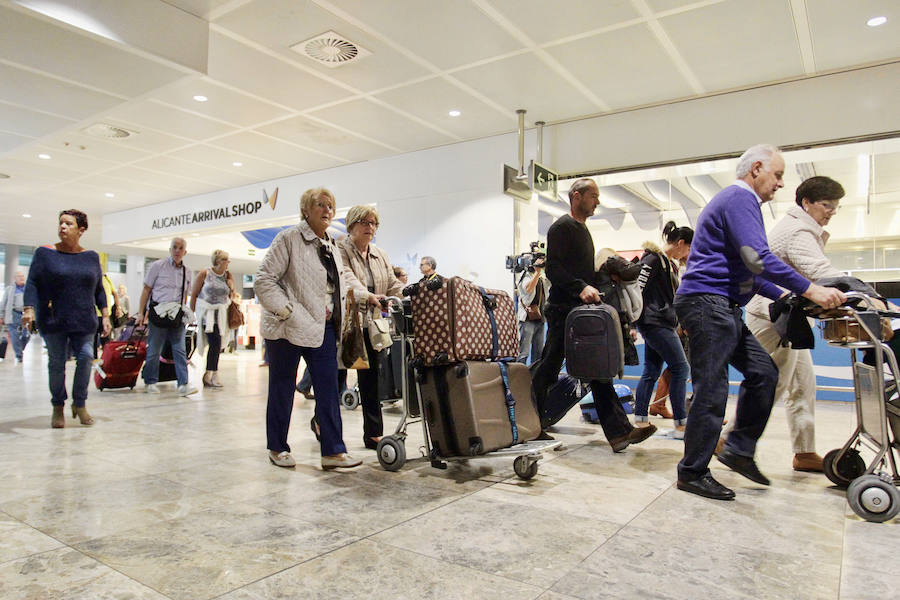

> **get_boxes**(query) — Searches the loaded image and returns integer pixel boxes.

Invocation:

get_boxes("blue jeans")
[674,294,778,482]
[9,310,31,360]
[517,320,545,364]
[634,324,689,424]
[267,323,346,457]
[144,322,188,386]
[43,331,94,407]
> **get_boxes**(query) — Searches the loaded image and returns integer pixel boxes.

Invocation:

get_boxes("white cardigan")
[746,204,844,319]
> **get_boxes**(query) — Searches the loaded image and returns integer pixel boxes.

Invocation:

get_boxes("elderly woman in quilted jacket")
[744,176,847,473]
[337,205,404,450]
[255,187,371,471]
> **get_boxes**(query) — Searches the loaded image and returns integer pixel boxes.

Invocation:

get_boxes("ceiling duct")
[81,123,136,139]
[291,31,371,68]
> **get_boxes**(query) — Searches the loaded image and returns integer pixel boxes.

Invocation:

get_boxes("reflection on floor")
[0,342,896,599]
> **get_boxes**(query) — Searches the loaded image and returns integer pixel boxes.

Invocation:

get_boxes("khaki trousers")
[745,312,817,454]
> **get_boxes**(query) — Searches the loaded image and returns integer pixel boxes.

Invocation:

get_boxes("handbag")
[340,290,369,370]
[524,303,543,321]
[367,308,393,352]
[148,266,186,329]
[227,301,244,330]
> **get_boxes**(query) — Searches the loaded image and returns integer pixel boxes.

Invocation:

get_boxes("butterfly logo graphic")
[263,187,278,210]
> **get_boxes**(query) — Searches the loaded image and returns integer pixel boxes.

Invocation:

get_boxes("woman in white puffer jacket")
[744,176,846,473]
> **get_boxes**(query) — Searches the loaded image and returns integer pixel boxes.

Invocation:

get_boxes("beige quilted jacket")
[746,204,844,319]
[254,220,369,348]
[337,236,404,299]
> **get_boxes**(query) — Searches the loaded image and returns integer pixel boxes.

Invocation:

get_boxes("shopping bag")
[341,290,369,369]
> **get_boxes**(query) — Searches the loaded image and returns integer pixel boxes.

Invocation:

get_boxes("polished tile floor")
[0,341,896,599]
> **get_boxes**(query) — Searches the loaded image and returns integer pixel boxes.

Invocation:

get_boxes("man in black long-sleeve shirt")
[532,178,656,451]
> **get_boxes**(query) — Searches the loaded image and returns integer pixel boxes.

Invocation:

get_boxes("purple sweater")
[677,184,810,306]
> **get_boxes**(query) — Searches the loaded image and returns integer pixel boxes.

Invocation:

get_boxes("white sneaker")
[321,453,363,470]
[145,383,160,394]
[269,451,296,468]
[210,372,223,387]
[178,384,198,396]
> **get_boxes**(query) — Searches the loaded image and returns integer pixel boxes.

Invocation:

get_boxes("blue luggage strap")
[496,360,519,444]
[478,287,500,360]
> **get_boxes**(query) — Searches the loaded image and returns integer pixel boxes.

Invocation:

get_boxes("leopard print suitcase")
[408,275,517,365]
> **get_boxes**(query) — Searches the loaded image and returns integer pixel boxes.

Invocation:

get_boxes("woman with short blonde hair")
[189,249,234,387]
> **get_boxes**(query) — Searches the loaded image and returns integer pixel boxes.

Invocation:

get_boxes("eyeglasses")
[358,219,378,228]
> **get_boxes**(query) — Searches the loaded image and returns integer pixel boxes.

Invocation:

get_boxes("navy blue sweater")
[677,184,809,305]
[24,247,106,334]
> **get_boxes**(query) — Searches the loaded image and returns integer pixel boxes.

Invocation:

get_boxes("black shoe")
[310,416,320,441]
[677,474,736,500]
[717,449,770,486]
[536,431,555,441]
[608,424,657,453]
[363,437,379,450]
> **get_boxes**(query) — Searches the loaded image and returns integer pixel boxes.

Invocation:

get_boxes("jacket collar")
[786,204,829,244]
[298,219,332,246]
[340,235,381,262]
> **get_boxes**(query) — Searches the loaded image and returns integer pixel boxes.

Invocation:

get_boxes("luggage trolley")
[375,297,561,480]
[818,291,900,523]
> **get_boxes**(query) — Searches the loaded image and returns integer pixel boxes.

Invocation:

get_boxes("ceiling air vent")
[81,123,136,139]
[290,30,371,68]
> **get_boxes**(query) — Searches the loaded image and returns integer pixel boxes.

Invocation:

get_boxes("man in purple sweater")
[674,144,845,500]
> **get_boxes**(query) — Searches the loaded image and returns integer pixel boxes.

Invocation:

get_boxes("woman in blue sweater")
[23,209,110,428]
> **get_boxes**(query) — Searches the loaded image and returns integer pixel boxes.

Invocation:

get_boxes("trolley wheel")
[376,436,406,472]
[823,448,866,488]
[340,388,360,410]
[846,474,900,523]
[513,456,538,480]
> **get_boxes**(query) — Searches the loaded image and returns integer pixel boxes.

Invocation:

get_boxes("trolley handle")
[841,291,880,311]
[384,296,404,311]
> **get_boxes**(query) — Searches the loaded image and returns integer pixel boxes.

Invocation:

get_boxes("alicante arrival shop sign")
[151,199,268,230]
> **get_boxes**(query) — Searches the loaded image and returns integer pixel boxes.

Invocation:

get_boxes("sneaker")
[178,384,198,397]
[145,383,161,394]
[269,451,296,468]
[321,453,363,470]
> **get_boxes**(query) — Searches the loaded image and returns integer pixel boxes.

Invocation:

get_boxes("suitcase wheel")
[454,363,469,378]
[340,388,360,410]
[376,436,406,472]
[514,456,539,480]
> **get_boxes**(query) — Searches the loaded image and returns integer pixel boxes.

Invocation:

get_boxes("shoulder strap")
[497,361,519,445]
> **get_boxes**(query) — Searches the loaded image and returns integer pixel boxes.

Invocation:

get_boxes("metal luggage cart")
[374,297,561,480]
[818,292,900,522]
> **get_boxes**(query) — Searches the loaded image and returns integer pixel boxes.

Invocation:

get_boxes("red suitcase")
[95,327,147,390]
[408,275,517,366]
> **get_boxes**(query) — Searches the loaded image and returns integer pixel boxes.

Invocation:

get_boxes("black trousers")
[205,324,221,371]
[357,330,383,440]
[674,294,778,482]
[531,303,632,441]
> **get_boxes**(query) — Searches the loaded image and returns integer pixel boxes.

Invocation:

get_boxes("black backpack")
[564,304,624,380]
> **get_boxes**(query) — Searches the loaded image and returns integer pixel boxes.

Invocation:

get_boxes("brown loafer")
[792,452,824,472]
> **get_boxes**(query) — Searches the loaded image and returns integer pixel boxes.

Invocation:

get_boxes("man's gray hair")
[421,256,436,270]
[735,144,780,178]
[568,178,596,202]
[170,237,186,249]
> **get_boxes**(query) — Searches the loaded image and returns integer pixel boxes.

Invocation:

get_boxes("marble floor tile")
[1,474,232,544]
[76,503,358,600]
[840,517,900,599]
[551,525,840,600]
[217,538,542,600]
[372,494,619,587]
[0,513,64,564]
[0,547,169,599]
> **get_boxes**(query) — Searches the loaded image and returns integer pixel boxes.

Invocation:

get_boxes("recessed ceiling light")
[867,16,887,27]
[105,192,115,198]
[232,161,243,167]
[22,213,32,218]
[38,153,51,160]
[448,110,461,117]
[193,95,208,102]
[191,233,200,237]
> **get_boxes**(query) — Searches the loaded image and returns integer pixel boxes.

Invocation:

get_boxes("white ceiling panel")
[54,182,165,207]
[166,144,297,181]
[646,0,723,12]
[75,173,189,200]
[374,78,514,139]
[489,0,640,45]
[29,145,119,175]
[107,99,238,141]
[104,165,219,195]
[308,99,456,151]
[660,0,804,91]
[808,0,900,71]
[326,0,524,69]
[0,103,76,138]
[255,116,394,162]
[211,131,346,171]
[208,31,351,112]
[132,155,258,188]
[98,119,202,154]
[0,6,189,98]
[546,23,695,110]
[163,0,238,20]
[0,63,124,120]
[36,130,151,164]
[0,157,84,184]
[451,52,600,123]
[0,131,32,153]
[149,78,291,127]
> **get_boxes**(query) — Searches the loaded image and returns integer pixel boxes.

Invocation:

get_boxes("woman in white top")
[189,249,234,388]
